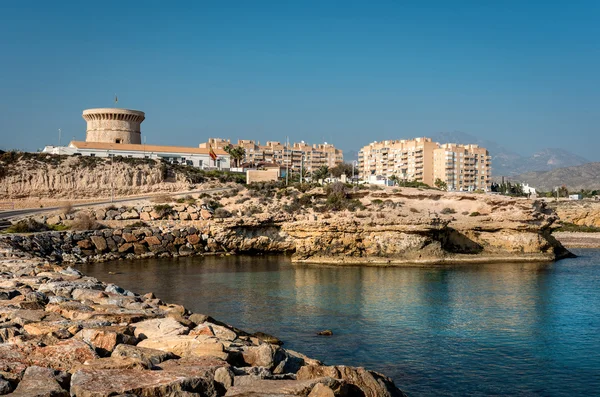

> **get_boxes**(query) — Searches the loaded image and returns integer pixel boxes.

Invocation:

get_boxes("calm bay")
[80,249,600,396]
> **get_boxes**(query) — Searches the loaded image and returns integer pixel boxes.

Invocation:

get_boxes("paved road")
[0,187,233,220]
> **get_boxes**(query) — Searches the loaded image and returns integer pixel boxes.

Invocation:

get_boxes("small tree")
[434,178,448,190]
[312,165,329,181]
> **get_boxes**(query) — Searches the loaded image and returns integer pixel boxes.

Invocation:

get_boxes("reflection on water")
[80,251,600,396]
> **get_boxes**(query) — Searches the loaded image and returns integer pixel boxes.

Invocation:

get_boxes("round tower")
[82,108,145,144]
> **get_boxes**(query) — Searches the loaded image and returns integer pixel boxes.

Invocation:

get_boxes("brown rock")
[8,365,69,397]
[70,367,218,397]
[190,322,237,341]
[75,326,137,356]
[90,236,108,252]
[23,321,69,336]
[309,383,336,397]
[144,235,162,246]
[140,211,151,221]
[28,338,99,372]
[133,243,148,255]
[200,209,213,220]
[241,343,279,369]
[72,356,150,371]
[297,365,407,397]
[224,378,343,397]
[77,240,93,249]
[118,243,134,253]
[111,344,177,367]
[187,234,200,245]
[122,233,138,243]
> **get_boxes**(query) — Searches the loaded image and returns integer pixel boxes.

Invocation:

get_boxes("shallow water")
[80,250,600,396]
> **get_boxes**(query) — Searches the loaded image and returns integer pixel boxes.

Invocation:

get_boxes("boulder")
[190,322,237,341]
[111,344,177,367]
[144,236,162,246]
[241,343,282,370]
[297,365,408,397]
[132,317,189,340]
[8,365,69,397]
[27,338,99,372]
[70,367,219,397]
[137,335,228,360]
[122,233,138,243]
[224,378,345,397]
[90,236,108,252]
[72,356,150,371]
[121,210,139,220]
[75,326,137,356]
[77,240,93,249]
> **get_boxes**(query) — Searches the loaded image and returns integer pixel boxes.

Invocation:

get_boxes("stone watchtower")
[82,108,145,144]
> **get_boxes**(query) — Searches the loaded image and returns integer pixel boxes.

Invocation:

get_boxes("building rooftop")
[69,141,228,155]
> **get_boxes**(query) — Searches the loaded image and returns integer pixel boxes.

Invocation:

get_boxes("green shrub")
[214,208,232,218]
[470,211,481,217]
[440,207,456,215]
[4,219,49,234]
[409,207,419,213]
[153,204,173,217]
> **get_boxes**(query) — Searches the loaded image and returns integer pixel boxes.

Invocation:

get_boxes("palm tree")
[223,145,246,168]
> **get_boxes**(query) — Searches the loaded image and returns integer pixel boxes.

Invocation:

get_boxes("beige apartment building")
[433,144,491,191]
[358,138,492,191]
[358,137,439,186]
[199,138,343,172]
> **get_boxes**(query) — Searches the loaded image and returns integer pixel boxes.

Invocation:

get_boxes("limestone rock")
[75,326,137,356]
[121,210,139,220]
[297,365,407,397]
[132,317,189,339]
[190,322,237,341]
[70,367,218,397]
[137,335,228,360]
[111,344,177,367]
[224,378,344,397]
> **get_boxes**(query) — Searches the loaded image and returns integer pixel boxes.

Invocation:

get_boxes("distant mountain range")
[428,132,590,176]
[507,162,600,192]
[346,131,592,181]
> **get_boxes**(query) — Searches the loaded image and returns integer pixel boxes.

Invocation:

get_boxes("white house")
[43,141,231,170]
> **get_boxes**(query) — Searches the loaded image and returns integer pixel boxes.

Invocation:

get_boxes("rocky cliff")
[550,200,600,228]
[5,185,570,265]
[0,154,192,199]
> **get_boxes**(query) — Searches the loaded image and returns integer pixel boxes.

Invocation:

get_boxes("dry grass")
[61,202,73,215]
[151,194,174,203]
[70,213,102,231]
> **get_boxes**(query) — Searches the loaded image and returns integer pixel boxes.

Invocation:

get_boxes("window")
[115,139,122,144]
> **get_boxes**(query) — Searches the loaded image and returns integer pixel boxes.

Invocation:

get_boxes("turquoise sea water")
[80,249,600,396]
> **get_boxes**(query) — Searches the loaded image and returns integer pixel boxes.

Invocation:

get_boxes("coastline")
[553,232,600,249]
[0,240,407,396]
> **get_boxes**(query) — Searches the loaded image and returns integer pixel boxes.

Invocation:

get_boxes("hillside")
[510,162,600,192]
[0,152,244,201]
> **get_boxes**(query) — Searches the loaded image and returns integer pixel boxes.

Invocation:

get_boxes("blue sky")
[1,1,599,159]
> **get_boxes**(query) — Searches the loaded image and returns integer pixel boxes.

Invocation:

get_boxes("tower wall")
[82,108,145,144]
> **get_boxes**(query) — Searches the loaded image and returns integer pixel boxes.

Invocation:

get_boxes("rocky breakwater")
[0,242,407,396]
